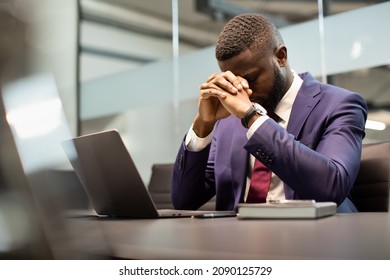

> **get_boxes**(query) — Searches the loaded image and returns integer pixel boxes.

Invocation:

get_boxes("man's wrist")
[193,115,216,138]
[185,124,213,152]
[247,114,261,128]
[241,103,267,128]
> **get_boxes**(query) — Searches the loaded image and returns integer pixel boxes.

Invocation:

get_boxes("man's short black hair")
[215,13,283,61]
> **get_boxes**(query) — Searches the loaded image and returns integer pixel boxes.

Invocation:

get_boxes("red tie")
[246,112,278,203]
[246,159,272,203]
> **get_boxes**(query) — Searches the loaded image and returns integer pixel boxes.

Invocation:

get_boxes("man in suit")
[171,14,367,213]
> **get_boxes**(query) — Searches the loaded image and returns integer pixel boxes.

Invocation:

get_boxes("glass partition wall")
[79,0,390,183]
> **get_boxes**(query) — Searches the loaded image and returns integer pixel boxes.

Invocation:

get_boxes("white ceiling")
[81,0,383,48]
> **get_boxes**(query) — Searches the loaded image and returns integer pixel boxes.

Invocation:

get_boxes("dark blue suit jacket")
[172,72,368,212]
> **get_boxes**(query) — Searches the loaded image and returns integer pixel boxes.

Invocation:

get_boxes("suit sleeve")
[244,92,367,205]
[171,136,216,210]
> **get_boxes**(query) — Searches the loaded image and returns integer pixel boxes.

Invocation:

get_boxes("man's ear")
[275,45,287,67]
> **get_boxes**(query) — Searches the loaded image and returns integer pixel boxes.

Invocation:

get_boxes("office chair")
[147,163,175,209]
[350,141,390,212]
[147,163,216,210]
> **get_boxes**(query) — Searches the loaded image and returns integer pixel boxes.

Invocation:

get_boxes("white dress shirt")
[185,70,303,202]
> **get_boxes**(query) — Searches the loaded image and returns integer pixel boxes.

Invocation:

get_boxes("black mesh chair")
[350,141,390,212]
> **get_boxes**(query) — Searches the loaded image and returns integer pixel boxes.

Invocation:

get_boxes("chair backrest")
[350,141,390,212]
[147,163,175,209]
[147,163,216,210]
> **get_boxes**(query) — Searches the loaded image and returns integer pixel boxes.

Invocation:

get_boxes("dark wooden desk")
[92,212,390,260]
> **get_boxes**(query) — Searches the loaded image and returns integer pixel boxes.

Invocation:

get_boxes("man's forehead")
[218,49,264,75]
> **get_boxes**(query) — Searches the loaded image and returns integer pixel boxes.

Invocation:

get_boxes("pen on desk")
[194,213,237,219]
[268,199,316,204]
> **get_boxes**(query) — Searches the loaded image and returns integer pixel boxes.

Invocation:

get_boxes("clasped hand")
[198,70,253,122]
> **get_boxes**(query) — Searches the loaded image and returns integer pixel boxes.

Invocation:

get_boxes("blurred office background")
[77,0,390,182]
[1,0,390,258]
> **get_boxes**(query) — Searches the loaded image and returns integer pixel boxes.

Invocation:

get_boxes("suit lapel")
[287,73,322,138]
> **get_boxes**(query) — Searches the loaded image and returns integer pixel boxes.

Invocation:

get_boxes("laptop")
[61,129,236,219]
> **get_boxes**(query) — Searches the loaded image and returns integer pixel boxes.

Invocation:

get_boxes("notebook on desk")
[237,200,337,219]
[61,129,235,219]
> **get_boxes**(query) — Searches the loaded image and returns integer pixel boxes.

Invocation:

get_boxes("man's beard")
[264,64,286,113]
